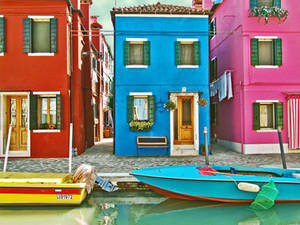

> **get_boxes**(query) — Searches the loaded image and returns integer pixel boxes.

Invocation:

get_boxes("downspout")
[113,22,116,155]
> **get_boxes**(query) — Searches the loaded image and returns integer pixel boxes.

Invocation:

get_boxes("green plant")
[249,6,288,24]
[129,121,153,131]
[164,100,176,111]
[198,98,208,107]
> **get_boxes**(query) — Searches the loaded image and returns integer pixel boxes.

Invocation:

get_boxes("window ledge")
[256,129,277,132]
[0,53,4,56]
[126,65,148,69]
[255,65,279,69]
[177,65,199,69]
[28,53,55,56]
[33,129,61,133]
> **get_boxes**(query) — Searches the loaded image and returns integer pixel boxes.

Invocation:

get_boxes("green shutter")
[56,94,63,129]
[210,59,213,82]
[124,41,130,66]
[213,58,218,80]
[193,41,200,65]
[175,41,181,65]
[253,103,260,130]
[148,95,155,123]
[251,38,259,66]
[273,38,282,66]
[50,18,57,53]
[127,96,133,123]
[0,17,5,53]
[23,18,32,53]
[213,19,216,37]
[250,0,258,8]
[275,102,284,129]
[143,41,150,65]
[93,104,98,118]
[273,0,281,8]
[29,94,38,130]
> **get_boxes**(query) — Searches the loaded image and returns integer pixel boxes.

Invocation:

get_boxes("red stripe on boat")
[0,187,82,195]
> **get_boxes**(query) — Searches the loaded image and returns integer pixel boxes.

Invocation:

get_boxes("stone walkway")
[1,138,300,174]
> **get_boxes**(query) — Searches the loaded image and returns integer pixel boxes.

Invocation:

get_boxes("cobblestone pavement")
[1,138,300,174]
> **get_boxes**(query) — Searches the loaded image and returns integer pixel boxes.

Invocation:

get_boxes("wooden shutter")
[175,41,181,65]
[251,38,259,66]
[193,41,200,65]
[56,94,63,129]
[253,103,260,130]
[124,41,130,66]
[0,17,5,53]
[213,19,216,37]
[29,94,38,130]
[273,0,281,8]
[210,59,213,82]
[148,95,155,123]
[213,58,218,80]
[143,41,150,65]
[273,38,282,66]
[275,102,283,129]
[127,96,133,123]
[23,18,32,53]
[50,18,57,53]
[250,0,258,8]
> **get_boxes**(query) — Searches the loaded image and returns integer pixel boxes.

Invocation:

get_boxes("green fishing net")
[250,180,279,210]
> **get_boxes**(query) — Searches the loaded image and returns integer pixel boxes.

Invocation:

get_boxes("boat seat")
[292,173,300,179]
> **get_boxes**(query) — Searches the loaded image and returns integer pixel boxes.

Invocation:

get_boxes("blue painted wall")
[114,16,210,156]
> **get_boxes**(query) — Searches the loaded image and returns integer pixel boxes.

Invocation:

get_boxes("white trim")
[255,65,279,69]
[0,53,3,56]
[0,15,3,18]
[28,53,55,56]
[244,143,288,154]
[126,65,148,69]
[256,129,278,132]
[33,91,61,95]
[125,38,148,42]
[211,56,216,61]
[33,129,61,133]
[255,100,279,103]
[115,14,208,18]
[129,92,152,96]
[28,16,54,19]
[254,36,278,39]
[177,38,199,42]
[177,65,199,69]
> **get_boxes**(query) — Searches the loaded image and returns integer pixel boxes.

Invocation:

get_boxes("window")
[210,57,218,82]
[251,38,282,66]
[127,94,155,123]
[253,102,283,130]
[23,17,57,54]
[124,39,150,67]
[210,18,216,39]
[210,103,217,125]
[250,0,281,8]
[0,16,5,54]
[30,94,62,130]
[175,39,200,67]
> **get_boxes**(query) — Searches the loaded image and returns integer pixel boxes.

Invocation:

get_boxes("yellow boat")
[0,172,87,206]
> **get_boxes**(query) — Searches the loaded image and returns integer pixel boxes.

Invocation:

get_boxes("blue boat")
[130,165,300,203]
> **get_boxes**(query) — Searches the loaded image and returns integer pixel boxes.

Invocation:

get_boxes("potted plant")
[129,121,154,131]
[249,6,288,24]
[198,98,208,107]
[164,100,176,111]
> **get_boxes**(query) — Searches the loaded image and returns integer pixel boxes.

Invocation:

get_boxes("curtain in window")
[260,104,273,128]
[50,98,57,124]
[129,44,143,65]
[33,21,50,52]
[259,41,273,65]
[181,44,194,65]
[134,98,148,120]
[257,0,272,7]
[288,97,300,149]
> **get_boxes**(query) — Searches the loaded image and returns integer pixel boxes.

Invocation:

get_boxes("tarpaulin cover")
[196,166,218,176]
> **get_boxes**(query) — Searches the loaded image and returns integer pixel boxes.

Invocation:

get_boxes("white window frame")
[255,100,279,132]
[125,38,148,69]
[254,36,279,68]
[176,38,199,69]
[210,17,216,40]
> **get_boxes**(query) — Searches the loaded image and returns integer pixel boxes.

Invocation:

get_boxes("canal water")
[1,190,300,225]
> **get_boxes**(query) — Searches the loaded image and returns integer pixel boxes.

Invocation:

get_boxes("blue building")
[111,3,210,156]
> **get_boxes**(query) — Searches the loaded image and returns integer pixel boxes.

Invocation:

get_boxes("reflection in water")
[1,191,300,225]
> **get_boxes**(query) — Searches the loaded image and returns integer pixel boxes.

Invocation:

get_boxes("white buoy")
[238,182,260,192]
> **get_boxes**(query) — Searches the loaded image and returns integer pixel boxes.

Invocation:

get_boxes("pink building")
[209,0,300,154]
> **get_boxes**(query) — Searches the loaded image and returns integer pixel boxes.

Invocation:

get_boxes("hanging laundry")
[210,81,218,97]
[218,72,227,101]
[227,72,233,99]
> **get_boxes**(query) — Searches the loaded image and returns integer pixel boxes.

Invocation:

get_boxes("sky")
[90,0,193,51]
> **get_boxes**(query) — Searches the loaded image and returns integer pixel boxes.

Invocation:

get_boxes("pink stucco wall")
[210,0,300,153]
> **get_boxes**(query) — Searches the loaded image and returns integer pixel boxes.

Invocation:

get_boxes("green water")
[1,191,300,225]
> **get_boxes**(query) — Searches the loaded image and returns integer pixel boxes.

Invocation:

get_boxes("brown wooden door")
[7,96,28,151]
[174,96,194,145]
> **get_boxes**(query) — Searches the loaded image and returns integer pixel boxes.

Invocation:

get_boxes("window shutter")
[143,41,150,65]
[210,59,213,82]
[275,102,284,129]
[251,38,259,66]
[193,41,200,65]
[148,95,155,123]
[213,58,218,80]
[250,0,258,8]
[213,19,216,37]
[124,41,130,66]
[273,0,281,8]
[94,104,98,118]
[56,94,63,129]
[127,96,133,123]
[50,18,57,53]
[0,17,5,53]
[175,41,181,65]
[253,103,260,130]
[29,94,38,130]
[23,18,32,53]
[273,38,282,66]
